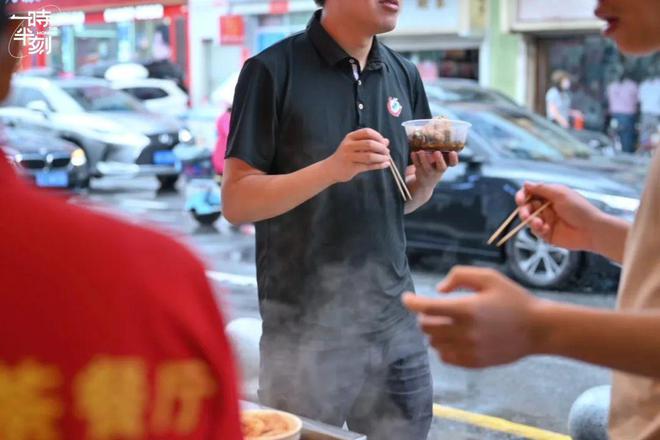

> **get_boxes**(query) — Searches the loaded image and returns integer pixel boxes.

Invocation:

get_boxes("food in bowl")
[241,409,302,440]
[402,116,471,152]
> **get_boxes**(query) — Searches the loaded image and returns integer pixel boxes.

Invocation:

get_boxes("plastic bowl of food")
[241,409,303,440]
[402,117,472,152]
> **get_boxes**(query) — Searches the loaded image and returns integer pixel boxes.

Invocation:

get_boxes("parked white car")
[112,78,189,119]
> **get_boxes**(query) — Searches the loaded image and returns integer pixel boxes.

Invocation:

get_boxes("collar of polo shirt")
[306,10,388,72]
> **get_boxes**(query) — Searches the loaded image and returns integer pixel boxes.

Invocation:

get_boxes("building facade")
[491,0,660,131]
[9,0,189,87]
[187,0,488,107]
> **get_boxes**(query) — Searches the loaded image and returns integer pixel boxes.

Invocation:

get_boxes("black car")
[1,124,89,189]
[405,101,646,289]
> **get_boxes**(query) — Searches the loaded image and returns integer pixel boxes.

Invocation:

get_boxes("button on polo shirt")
[226,10,432,341]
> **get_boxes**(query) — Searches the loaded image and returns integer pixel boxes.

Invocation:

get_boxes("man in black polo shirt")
[223,0,458,438]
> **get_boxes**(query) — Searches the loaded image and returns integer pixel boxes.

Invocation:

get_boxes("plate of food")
[241,409,303,440]
[402,116,471,153]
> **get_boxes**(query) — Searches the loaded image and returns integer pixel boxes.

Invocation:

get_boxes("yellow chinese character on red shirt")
[74,357,147,440]
[0,359,63,440]
[152,359,216,435]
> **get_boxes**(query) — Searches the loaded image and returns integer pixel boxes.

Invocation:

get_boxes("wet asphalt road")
[75,176,617,439]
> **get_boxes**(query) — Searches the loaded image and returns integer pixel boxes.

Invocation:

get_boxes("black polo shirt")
[226,10,432,342]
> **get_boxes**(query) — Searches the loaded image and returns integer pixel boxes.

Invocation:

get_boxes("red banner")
[7,0,184,13]
[269,0,289,14]
[220,15,245,45]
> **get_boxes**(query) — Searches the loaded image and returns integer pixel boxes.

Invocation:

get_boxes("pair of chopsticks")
[389,158,412,202]
[487,197,551,247]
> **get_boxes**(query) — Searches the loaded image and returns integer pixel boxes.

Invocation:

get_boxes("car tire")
[505,227,581,290]
[192,211,221,225]
[157,174,179,190]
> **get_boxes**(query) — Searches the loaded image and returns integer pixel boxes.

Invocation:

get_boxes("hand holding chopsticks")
[487,196,552,247]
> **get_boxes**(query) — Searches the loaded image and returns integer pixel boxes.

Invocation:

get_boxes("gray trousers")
[259,322,433,440]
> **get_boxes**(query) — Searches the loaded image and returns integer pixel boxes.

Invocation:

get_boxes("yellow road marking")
[433,404,571,440]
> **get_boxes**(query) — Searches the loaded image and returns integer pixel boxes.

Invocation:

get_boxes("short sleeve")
[412,68,432,120]
[225,58,278,172]
[546,88,560,105]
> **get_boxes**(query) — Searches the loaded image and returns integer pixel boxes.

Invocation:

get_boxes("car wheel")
[505,227,581,289]
[157,174,179,190]
[192,211,221,225]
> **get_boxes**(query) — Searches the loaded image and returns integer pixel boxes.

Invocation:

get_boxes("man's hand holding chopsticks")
[325,128,391,183]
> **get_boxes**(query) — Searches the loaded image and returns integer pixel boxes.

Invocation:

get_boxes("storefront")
[506,0,660,131]
[11,0,189,87]
[380,0,486,81]
[187,0,316,107]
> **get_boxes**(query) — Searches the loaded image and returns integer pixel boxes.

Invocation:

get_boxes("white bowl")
[241,409,303,440]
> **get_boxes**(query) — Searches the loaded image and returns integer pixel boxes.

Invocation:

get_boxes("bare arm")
[589,212,630,263]
[222,158,336,224]
[534,301,660,378]
[404,174,434,215]
[404,151,459,215]
[222,128,391,224]
[547,102,569,128]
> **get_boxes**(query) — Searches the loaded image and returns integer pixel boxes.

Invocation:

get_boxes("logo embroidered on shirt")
[387,97,403,117]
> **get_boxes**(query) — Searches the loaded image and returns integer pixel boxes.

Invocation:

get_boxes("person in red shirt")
[0,5,243,439]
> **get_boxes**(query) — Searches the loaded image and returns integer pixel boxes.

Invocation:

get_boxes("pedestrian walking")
[546,70,582,129]
[639,70,660,151]
[607,69,639,153]
[222,0,459,438]
[404,2,660,440]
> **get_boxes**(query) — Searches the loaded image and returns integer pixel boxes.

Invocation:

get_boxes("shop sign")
[103,4,164,22]
[393,0,461,34]
[220,15,245,45]
[6,0,176,13]
[459,0,486,37]
[517,0,596,22]
[513,0,600,30]
[269,0,289,14]
[50,11,85,27]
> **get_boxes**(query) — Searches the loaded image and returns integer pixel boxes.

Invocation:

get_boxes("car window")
[425,83,517,106]
[18,87,53,109]
[61,85,146,112]
[453,107,593,161]
[2,86,52,110]
[122,87,169,101]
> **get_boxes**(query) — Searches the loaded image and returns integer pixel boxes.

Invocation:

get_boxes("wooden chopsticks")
[389,158,412,202]
[487,197,551,247]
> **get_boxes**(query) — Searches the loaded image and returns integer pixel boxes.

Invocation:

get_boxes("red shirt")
[0,156,243,439]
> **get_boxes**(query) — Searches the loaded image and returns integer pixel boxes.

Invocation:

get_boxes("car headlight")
[178,128,194,144]
[577,189,640,220]
[71,148,87,167]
